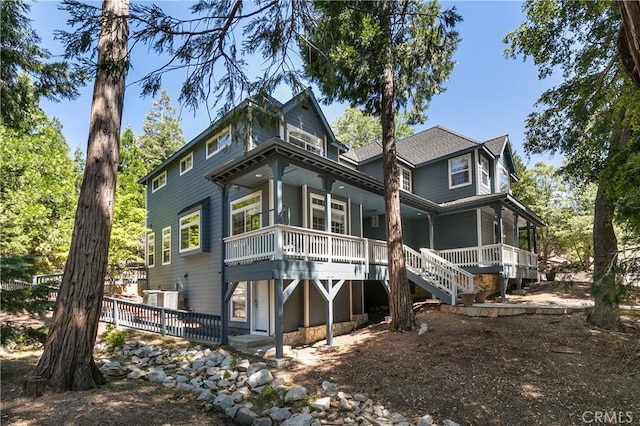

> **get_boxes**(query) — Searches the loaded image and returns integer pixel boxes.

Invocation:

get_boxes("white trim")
[269,179,274,225]
[161,226,171,265]
[359,204,363,237]
[230,281,248,322]
[179,152,193,175]
[349,281,353,320]
[146,232,155,268]
[476,209,482,247]
[230,190,262,236]
[287,124,324,155]
[399,164,413,192]
[478,154,490,190]
[206,127,231,158]
[179,210,201,253]
[448,153,472,189]
[302,185,308,228]
[304,280,309,328]
[151,171,167,193]
[310,193,347,234]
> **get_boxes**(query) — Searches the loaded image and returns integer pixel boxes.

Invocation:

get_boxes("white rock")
[284,386,308,403]
[443,420,461,426]
[145,370,166,383]
[197,389,214,401]
[311,397,331,411]
[270,407,292,421]
[322,381,338,394]
[247,369,273,388]
[281,413,314,426]
[417,414,434,426]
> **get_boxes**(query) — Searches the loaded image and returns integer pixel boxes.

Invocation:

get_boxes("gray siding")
[433,210,478,249]
[284,280,304,333]
[284,103,328,157]
[282,183,302,227]
[480,209,495,245]
[351,281,363,315]
[358,161,384,182]
[402,218,431,250]
[146,126,249,315]
[413,156,478,203]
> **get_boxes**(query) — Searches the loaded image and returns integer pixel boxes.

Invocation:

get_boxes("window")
[498,165,510,192]
[479,156,490,188]
[179,211,200,252]
[179,152,193,175]
[161,227,171,265]
[151,171,167,192]
[147,232,155,267]
[399,165,412,192]
[310,194,347,234]
[230,282,247,321]
[448,154,471,188]
[288,126,323,155]
[206,127,231,158]
[231,192,262,236]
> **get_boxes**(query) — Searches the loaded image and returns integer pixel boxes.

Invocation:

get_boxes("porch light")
[371,214,380,228]
[255,173,263,178]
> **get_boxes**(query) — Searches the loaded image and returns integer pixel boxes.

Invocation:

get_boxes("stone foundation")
[283,314,368,346]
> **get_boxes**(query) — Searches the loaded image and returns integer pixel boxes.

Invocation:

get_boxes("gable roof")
[349,125,481,166]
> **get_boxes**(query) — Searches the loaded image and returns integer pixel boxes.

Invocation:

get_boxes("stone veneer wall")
[283,314,369,345]
[473,274,500,294]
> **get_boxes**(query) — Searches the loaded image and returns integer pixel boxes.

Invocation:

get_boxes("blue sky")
[32,1,562,166]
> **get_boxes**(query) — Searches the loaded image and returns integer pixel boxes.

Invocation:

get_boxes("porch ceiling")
[205,138,438,219]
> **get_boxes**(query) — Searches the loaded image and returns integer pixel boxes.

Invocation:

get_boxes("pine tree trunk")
[33,0,129,392]
[380,0,416,332]
[587,122,630,330]
[618,0,640,87]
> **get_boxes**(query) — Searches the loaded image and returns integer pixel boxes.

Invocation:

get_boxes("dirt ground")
[1,282,639,426]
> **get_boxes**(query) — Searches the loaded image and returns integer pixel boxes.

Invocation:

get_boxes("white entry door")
[251,280,271,335]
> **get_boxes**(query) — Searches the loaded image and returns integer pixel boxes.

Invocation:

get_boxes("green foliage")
[0,119,78,273]
[301,1,460,124]
[137,90,186,170]
[259,384,278,401]
[108,127,147,274]
[0,323,48,348]
[331,107,414,149]
[0,0,84,131]
[0,283,55,314]
[104,325,127,350]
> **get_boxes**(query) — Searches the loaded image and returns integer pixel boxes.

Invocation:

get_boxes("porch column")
[274,277,284,358]
[427,213,435,249]
[533,227,538,253]
[270,159,287,225]
[513,213,519,248]
[326,279,333,347]
[319,175,335,232]
[219,183,231,345]
[526,221,532,252]
[492,204,503,244]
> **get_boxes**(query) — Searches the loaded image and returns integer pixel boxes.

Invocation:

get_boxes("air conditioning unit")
[142,290,162,306]
[159,291,180,310]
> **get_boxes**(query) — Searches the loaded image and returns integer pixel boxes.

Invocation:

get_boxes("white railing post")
[364,239,369,271]
[275,226,283,260]
[113,299,120,327]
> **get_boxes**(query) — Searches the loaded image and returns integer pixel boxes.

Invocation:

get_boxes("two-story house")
[139,89,545,357]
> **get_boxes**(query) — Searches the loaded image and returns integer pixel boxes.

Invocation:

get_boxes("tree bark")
[380,0,416,331]
[618,0,640,87]
[587,122,630,330]
[33,0,129,392]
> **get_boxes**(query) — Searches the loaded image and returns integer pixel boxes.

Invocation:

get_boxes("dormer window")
[399,165,412,192]
[479,156,490,188]
[448,154,471,189]
[498,164,510,193]
[288,125,323,155]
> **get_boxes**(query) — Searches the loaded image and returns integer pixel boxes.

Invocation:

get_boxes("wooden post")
[274,277,284,359]
[326,279,334,347]
[160,307,166,335]
[113,299,120,327]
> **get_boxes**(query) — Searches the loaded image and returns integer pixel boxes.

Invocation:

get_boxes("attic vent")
[301,104,309,110]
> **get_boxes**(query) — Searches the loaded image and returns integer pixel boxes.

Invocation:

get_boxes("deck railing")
[436,244,538,270]
[225,224,369,266]
[101,297,221,344]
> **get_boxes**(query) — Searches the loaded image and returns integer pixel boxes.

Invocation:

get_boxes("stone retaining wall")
[283,314,368,345]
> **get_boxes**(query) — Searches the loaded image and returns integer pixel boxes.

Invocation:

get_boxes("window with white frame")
[288,126,323,155]
[147,232,155,267]
[230,282,247,321]
[479,156,490,188]
[151,171,167,192]
[310,194,347,234]
[448,154,471,188]
[206,127,231,158]
[161,227,171,264]
[179,152,193,175]
[399,165,412,192]
[498,165,510,192]
[179,211,200,252]
[231,192,262,236]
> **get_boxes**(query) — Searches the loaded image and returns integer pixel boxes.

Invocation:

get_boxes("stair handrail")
[419,248,474,294]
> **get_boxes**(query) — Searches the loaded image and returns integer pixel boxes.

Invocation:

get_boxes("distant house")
[139,89,545,355]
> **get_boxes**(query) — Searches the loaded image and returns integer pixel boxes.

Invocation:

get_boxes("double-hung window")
[147,232,155,267]
[151,171,167,192]
[230,282,247,322]
[179,211,201,253]
[479,156,490,188]
[206,127,231,158]
[161,227,171,264]
[179,152,193,175]
[231,192,262,236]
[498,165,510,193]
[399,165,412,192]
[449,154,471,188]
[310,194,347,234]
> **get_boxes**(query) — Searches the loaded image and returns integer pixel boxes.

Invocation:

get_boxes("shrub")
[104,325,126,349]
